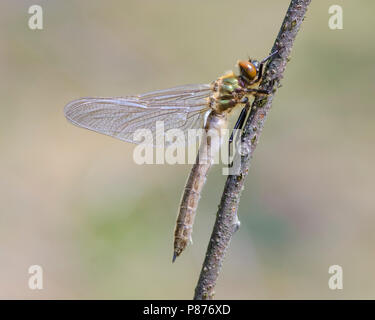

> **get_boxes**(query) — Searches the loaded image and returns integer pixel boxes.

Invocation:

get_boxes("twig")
[194,0,312,300]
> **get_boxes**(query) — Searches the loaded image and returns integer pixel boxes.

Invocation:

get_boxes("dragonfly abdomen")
[173,112,227,262]
[174,161,211,260]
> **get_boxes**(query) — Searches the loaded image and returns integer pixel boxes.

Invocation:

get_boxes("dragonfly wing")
[64,84,212,146]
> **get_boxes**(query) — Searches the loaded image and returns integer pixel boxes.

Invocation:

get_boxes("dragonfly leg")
[229,105,248,144]
[228,101,251,166]
[255,61,264,83]
[246,88,270,95]
[229,97,249,144]
[252,50,279,84]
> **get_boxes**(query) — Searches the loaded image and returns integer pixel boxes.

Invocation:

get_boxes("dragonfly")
[64,50,278,262]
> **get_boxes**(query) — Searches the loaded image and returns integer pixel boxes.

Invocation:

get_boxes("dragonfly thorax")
[209,69,261,114]
[209,72,239,113]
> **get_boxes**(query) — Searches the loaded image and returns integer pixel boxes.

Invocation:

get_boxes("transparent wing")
[64,84,212,147]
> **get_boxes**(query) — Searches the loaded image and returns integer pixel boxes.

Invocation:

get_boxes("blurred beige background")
[0,0,374,299]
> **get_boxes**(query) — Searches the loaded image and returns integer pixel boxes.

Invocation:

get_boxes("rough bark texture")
[194,0,312,300]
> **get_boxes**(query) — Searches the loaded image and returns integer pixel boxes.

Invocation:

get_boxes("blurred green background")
[1,0,374,299]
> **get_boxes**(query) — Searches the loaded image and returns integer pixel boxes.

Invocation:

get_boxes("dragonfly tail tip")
[172,251,178,263]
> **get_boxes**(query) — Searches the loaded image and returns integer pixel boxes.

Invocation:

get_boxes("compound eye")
[238,60,257,80]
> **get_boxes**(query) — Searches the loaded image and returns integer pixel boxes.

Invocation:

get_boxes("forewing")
[64,84,211,146]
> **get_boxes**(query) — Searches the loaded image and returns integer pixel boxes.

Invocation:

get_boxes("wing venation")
[64,84,212,146]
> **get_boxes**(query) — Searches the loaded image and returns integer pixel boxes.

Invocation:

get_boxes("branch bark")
[194,0,312,300]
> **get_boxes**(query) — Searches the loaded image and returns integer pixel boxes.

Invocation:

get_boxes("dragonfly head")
[238,59,259,82]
